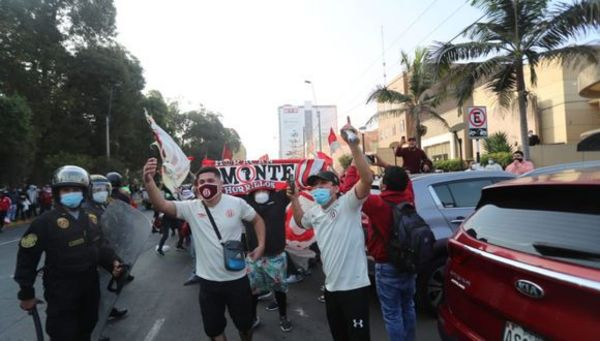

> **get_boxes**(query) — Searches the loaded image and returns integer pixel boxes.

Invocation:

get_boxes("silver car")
[381,170,515,315]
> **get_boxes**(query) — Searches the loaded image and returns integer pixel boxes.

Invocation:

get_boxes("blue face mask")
[311,188,332,206]
[60,192,84,209]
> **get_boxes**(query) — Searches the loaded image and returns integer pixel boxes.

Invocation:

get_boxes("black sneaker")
[157,249,165,256]
[279,316,293,332]
[265,301,279,311]
[108,308,128,320]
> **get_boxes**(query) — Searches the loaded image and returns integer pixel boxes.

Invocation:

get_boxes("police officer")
[83,175,129,320]
[106,171,130,204]
[14,165,124,341]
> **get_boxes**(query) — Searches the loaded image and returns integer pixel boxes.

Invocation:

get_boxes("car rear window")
[465,185,600,269]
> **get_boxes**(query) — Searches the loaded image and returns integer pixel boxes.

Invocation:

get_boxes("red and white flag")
[328,128,340,154]
[315,151,333,167]
[145,111,191,193]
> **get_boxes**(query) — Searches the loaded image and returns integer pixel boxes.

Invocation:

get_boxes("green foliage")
[338,154,353,170]
[483,132,513,154]
[0,1,239,184]
[480,152,513,169]
[367,48,449,147]
[433,159,465,172]
[0,95,34,185]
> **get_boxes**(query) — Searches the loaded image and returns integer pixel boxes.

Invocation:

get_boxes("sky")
[114,0,484,159]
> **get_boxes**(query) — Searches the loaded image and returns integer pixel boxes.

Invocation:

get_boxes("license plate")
[503,322,544,341]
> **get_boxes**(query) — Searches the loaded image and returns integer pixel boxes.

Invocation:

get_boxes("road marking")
[0,239,20,246]
[143,318,165,341]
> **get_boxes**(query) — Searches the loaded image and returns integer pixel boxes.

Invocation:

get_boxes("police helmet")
[90,174,112,193]
[52,165,90,190]
[106,172,123,188]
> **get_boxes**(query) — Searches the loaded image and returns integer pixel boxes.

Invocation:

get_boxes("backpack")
[386,202,435,273]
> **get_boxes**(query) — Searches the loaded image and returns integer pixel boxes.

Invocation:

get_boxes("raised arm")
[342,126,373,199]
[143,158,176,217]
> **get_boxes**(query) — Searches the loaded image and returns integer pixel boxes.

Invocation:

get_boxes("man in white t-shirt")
[143,161,266,341]
[289,123,373,341]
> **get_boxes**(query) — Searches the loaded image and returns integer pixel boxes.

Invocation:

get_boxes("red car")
[438,168,600,340]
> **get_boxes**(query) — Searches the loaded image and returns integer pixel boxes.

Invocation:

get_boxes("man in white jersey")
[289,123,373,341]
[143,161,266,341]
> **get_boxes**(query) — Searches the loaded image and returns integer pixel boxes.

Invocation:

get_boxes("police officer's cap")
[52,165,90,189]
[106,172,123,187]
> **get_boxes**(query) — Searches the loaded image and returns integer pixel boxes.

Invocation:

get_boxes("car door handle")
[451,217,465,224]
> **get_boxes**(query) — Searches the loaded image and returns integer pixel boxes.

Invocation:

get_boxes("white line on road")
[0,239,20,246]
[143,318,166,341]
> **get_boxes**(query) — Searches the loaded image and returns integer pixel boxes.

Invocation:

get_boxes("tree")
[0,95,34,185]
[430,0,600,159]
[367,47,449,148]
[483,131,513,153]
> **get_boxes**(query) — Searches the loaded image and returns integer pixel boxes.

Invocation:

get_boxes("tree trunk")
[515,60,530,159]
[415,113,422,148]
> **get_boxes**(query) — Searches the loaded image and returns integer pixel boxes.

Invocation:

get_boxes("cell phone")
[287,174,296,194]
[366,154,376,164]
[346,116,352,125]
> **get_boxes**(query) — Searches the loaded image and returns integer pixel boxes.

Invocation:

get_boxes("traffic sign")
[467,106,488,139]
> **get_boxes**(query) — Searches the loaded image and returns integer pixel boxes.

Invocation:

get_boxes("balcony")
[578,64,600,98]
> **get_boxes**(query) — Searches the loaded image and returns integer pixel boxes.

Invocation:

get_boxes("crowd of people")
[0,185,53,232]
[10,125,538,341]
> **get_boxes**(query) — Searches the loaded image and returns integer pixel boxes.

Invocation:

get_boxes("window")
[433,179,494,208]
[465,205,600,270]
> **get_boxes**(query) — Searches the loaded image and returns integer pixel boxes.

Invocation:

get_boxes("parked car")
[369,170,515,315]
[438,167,600,340]
[521,160,600,177]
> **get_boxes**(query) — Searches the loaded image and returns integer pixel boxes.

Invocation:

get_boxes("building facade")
[278,102,338,158]
[376,60,600,162]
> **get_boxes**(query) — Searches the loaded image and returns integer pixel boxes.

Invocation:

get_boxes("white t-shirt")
[175,194,257,282]
[301,189,370,292]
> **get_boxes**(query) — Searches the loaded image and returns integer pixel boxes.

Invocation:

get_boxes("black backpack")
[386,202,435,273]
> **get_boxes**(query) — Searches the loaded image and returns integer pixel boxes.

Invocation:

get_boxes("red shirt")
[339,165,358,193]
[395,147,429,174]
[0,197,11,211]
[362,186,415,263]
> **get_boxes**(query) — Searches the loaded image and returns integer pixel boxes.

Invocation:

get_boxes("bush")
[480,152,513,168]
[434,159,466,172]
[483,132,513,154]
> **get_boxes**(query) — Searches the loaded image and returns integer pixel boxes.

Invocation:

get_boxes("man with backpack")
[362,166,434,341]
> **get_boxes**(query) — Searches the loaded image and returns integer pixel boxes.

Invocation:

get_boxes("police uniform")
[14,166,120,341]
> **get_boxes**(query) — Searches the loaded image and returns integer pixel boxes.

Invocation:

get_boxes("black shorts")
[324,286,371,341]
[198,276,253,337]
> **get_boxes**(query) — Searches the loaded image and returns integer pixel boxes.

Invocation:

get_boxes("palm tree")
[367,47,449,148]
[430,0,600,159]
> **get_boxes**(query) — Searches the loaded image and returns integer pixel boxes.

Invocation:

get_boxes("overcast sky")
[114,0,484,158]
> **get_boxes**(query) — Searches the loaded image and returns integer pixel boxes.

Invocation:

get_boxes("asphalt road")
[0,212,440,341]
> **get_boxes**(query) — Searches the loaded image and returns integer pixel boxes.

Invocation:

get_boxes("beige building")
[376,60,600,163]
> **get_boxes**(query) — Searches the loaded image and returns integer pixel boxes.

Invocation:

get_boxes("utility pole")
[106,87,113,159]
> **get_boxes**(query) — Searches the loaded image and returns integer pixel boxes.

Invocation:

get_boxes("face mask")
[92,191,109,204]
[311,188,332,206]
[60,192,83,209]
[254,191,269,204]
[198,184,219,200]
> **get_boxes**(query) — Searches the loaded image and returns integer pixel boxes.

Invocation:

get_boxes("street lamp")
[359,126,367,152]
[304,80,322,152]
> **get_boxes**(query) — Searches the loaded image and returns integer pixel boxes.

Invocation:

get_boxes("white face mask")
[254,191,269,204]
[92,191,109,204]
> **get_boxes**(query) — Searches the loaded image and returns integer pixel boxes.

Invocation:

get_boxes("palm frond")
[429,41,506,70]
[366,86,412,104]
[366,107,409,126]
[421,108,450,128]
[537,0,600,50]
[445,56,510,105]
[486,63,517,108]
[537,44,599,68]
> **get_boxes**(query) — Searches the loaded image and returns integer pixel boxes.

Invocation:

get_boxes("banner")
[214,158,327,195]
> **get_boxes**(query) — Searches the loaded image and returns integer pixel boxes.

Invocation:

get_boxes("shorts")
[198,276,253,337]
[247,252,288,294]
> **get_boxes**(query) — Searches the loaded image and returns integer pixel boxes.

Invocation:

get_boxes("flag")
[258,154,269,162]
[202,155,215,167]
[221,144,233,160]
[315,151,333,167]
[328,128,340,154]
[145,111,191,193]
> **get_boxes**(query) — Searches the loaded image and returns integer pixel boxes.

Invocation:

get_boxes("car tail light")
[447,239,469,264]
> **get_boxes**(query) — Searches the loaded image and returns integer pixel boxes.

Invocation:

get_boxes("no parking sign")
[467,106,488,139]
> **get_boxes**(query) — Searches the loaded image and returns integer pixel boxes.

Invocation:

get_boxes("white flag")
[145,111,190,193]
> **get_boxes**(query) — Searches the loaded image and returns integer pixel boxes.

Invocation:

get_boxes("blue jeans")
[375,263,416,341]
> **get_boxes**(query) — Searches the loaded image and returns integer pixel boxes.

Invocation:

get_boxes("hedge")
[480,152,513,168]
[433,159,466,172]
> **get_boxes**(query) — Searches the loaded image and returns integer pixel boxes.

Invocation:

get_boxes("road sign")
[467,106,488,139]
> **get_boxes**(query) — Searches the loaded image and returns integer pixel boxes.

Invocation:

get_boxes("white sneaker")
[285,274,304,284]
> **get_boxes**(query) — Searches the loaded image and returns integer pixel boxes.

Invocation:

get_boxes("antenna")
[381,25,387,85]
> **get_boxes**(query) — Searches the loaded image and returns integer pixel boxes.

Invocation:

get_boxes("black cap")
[307,171,340,186]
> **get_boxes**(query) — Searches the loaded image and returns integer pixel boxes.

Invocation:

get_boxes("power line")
[334,0,441,103]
